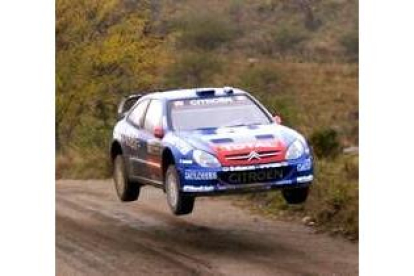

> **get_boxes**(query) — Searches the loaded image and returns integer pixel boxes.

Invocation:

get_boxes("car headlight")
[285,140,305,160]
[193,150,221,168]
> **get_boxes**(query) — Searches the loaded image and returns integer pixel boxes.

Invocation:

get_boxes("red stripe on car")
[213,140,286,166]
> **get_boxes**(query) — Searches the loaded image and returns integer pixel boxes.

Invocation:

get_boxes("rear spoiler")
[117,94,142,120]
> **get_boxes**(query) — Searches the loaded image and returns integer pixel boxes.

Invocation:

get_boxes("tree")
[56,0,167,150]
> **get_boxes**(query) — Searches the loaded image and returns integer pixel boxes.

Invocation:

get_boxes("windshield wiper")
[194,126,217,131]
[223,124,245,128]
[223,122,263,128]
[193,123,264,130]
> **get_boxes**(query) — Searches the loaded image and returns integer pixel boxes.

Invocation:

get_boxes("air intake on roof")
[196,89,215,96]
[223,86,234,94]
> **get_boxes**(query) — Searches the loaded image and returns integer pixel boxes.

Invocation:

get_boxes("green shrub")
[175,15,237,51]
[312,156,359,238]
[164,52,223,87]
[310,128,342,158]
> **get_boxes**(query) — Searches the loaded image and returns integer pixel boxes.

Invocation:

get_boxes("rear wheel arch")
[113,155,140,202]
[110,140,123,162]
[162,148,176,183]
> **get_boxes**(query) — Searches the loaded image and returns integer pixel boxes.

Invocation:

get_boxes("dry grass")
[245,155,359,240]
[56,148,111,179]
[214,60,359,240]
[213,59,358,145]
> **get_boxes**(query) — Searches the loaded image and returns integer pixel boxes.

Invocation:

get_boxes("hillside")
[56,0,359,238]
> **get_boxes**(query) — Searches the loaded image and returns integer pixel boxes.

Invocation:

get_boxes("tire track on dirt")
[56,180,358,276]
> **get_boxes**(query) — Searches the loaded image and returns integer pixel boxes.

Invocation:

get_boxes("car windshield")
[169,95,272,131]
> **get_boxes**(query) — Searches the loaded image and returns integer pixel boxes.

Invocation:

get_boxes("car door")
[137,99,164,184]
[124,99,150,178]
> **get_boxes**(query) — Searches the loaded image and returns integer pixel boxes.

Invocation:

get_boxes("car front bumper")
[177,157,314,196]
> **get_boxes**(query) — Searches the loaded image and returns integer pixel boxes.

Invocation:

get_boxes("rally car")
[110,87,313,215]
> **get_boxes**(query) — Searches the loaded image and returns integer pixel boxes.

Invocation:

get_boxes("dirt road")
[56,180,358,276]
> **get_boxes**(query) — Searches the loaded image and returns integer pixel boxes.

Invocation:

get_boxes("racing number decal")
[122,134,140,150]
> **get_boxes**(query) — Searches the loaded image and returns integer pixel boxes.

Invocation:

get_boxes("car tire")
[165,165,194,215]
[113,155,140,202]
[282,186,310,204]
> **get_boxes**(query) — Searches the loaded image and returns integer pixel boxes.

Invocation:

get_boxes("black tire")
[113,155,140,202]
[282,186,310,204]
[165,165,195,215]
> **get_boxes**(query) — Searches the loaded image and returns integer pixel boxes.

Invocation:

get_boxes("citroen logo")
[247,151,261,161]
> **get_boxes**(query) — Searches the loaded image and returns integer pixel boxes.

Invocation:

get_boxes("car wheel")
[165,165,194,215]
[113,155,140,202]
[282,186,309,204]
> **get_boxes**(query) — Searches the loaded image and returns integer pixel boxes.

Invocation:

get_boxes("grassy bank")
[242,154,358,240]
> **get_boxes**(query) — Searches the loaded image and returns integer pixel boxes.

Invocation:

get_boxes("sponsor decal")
[179,159,193,165]
[223,166,256,172]
[216,182,271,190]
[122,134,139,150]
[172,96,248,109]
[147,139,162,155]
[120,124,142,150]
[222,162,288,172]
[222,168,286,185]
[229,170,283,184]
[182,185,215,192]
[189,98,233,106]
[184,170,217,180]
[218,141,278,151]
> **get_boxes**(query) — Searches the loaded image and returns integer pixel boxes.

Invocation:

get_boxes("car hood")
[174,124,304,166]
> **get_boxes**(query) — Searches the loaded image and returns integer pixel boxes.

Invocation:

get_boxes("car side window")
[144,100,163,133]
[128,100,150,128]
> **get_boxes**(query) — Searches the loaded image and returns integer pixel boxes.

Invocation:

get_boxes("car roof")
[143,87,248,101]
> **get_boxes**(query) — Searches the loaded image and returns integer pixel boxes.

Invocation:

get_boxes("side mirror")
[117,94,142,120]
[273,115,282,124]
[154,126,164,139]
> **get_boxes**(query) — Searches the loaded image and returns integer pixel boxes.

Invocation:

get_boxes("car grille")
[218,166,292,185]
[224,150,282,162]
